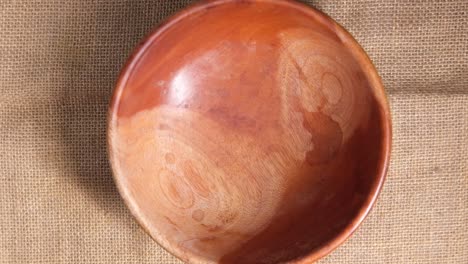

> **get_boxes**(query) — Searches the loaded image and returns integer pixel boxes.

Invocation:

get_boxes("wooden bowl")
[108,0,392,263]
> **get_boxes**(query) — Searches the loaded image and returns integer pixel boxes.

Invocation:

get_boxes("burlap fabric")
[0,0,466,263]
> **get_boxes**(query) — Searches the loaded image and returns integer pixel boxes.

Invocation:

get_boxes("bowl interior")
[108,1,391,263]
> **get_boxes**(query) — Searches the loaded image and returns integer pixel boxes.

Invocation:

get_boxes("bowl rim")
[107,0,393,263]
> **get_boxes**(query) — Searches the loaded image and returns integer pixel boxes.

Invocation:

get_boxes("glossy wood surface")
[108,0,392,263]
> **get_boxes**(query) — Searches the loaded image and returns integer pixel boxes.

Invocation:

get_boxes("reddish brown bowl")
[108,0,391,263]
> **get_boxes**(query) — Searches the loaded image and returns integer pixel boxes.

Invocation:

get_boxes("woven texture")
[0,0,466,263]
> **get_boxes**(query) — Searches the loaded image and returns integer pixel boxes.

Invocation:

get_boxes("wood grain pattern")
[108,0,391,263]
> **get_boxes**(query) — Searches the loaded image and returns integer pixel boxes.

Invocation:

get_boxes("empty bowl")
[108,0,392,263]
